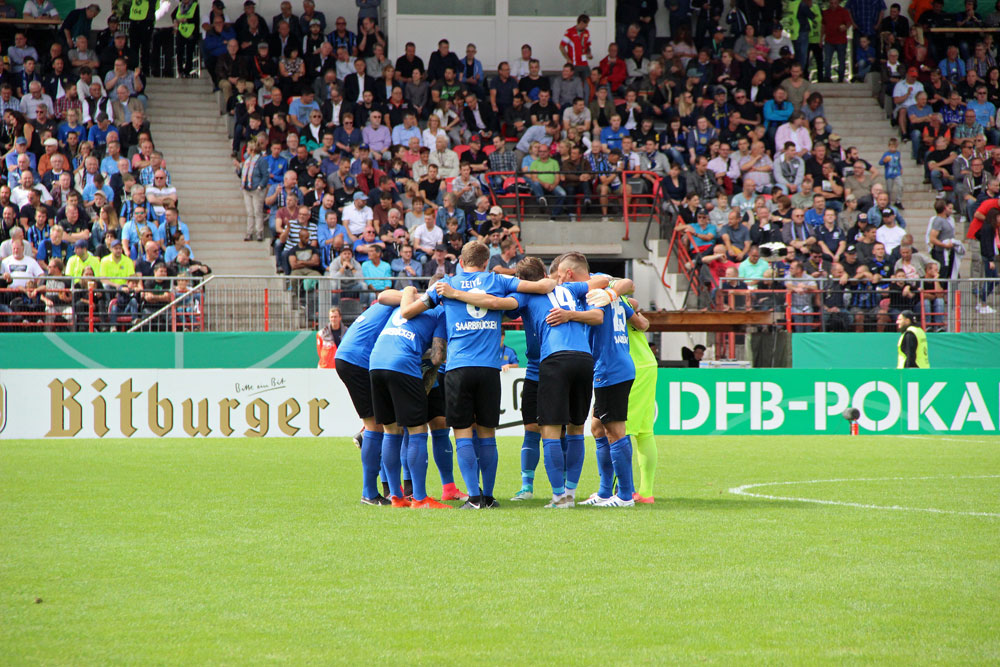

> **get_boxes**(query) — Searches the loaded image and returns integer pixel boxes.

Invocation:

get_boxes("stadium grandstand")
[0,0,997,361]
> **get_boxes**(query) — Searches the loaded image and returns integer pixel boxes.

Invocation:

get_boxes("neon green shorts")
[626,365,657,435]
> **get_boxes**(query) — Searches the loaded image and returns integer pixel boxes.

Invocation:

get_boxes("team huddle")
[333,240,659,509]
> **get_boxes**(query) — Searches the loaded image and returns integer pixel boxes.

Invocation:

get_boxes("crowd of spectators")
[217,0,999,316]
[0,10,210,330]
[4,0,999,330]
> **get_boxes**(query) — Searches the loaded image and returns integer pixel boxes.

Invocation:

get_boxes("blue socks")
[521,430,541,489]
[472,430,482,462]
[542,437,566,495]
[610,436,634,500]
[478,437,498,497]
[400,428,411,482]
[360,430,383,499]
[564,434,585,489]
[455,437,481,498]
[406,431,429,501]
[430,428,454,485]
[381,432,404,498]
[595,436,613,498]
[560,434,568,477]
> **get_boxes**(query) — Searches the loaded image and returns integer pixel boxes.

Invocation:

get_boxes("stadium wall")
[792,333,1000,370]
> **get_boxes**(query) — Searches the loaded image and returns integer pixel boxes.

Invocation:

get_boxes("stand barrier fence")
[0,275,435,333]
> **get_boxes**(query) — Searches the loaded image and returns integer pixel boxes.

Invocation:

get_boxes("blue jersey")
[589,295,636,387]
[520,323,540,381]
[500,345,519,366]
[369,307,447,378]
[333,302,394,369]
[427,271,521,370]
[514,282,592,362]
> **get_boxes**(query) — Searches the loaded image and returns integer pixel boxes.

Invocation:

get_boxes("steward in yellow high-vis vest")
[172,0,200,77]
[897,310,930,368]
[127,0,160,73]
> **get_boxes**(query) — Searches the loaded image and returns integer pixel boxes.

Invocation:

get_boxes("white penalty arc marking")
[728,475,1000,518]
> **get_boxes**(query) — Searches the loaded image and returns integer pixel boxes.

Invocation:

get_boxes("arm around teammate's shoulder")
[515,277,555,294]
[377,288,403,306]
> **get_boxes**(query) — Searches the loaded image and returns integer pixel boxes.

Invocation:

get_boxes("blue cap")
[359,143,370,150]
[344,176,356,187]
[352,191,367,201]
[74,239,88,249]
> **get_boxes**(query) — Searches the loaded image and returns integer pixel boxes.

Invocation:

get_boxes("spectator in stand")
[822,0,854,83]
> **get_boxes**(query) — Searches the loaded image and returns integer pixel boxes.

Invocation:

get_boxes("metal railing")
[710,277,1000,335]
[483,169,663,240]
[4,274,996,335]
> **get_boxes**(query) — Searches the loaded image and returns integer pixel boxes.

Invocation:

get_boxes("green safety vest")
[784,1,823,44]
[129,0,159,22]
[897,326,930,368]
[176,0,198,39]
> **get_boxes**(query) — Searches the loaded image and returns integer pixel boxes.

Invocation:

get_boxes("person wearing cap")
[99,237,135,287]
[891,67,924,137]
[896,309,929,368]
[342,189,373,237]
[65,238,101,283]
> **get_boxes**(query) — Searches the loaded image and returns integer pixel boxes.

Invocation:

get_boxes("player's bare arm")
[422,337,447,393]
[399,285,430,319]
[515,277,556,294]
[435,280,519,310]
[628,310,649,332]
[586,274,610,290]
[545,307,604,326]
[377,288,404,306]
[609,277,634,295]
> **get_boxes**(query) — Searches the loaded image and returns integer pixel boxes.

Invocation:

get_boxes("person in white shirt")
[707,142,741,188]
[429,135,459,179]
[1,238,44,287]
[11,172,51,207]
[22,0,59,17]
[341,191,373,236]
[144,170,177,218]
[421,114,448,149]
[875,207,906,254]
[410,207,443,257]
[892,66,925,137]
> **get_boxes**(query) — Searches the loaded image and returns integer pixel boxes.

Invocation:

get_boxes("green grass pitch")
[2,435,999,663]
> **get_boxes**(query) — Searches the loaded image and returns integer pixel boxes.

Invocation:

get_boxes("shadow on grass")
[486,496,811,511]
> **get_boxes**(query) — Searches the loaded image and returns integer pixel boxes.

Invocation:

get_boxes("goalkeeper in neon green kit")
[623,295,658,502]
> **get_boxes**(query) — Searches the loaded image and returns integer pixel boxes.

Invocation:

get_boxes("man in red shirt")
[599,42,627,95]
[560,14,593,78]
[822,0,855,83]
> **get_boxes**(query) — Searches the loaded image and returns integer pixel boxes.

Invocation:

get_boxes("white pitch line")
[899,435,997,444]
[728,475,1000,518]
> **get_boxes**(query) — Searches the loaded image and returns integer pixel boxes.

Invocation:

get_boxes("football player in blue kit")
[400,241,555,510]
[335,298,398,506]
[509,257,606,508]
[441,256,611,507]
[368,286,452,508]
[554,252,648,507]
